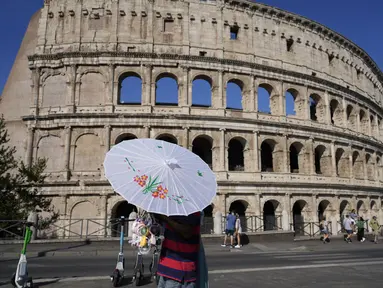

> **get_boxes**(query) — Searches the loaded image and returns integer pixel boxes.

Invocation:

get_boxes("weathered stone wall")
[1,0,383,235]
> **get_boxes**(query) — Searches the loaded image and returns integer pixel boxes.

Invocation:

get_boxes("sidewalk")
[1,236,381,259]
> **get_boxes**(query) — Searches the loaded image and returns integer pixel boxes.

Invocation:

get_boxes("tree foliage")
[0,116,58,226]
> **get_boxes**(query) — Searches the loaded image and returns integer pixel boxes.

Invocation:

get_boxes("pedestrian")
[369,216,380,244]
[350,209,358,234]
[343,214,353,243]
[221,210,236,248]
[319,216,330,243]
[356,216,366,242]
[155,212,201,288]
[234,213,242,248]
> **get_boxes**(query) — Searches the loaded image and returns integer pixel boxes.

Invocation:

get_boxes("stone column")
[362,149,367,180]
[308,137,315,174]
[183,126,190,149]
[67,65,77,113]
[282,193,291,231]
[179,66,189,107]
[283,134,289,172]
[342,97,348,128]
[30,68,40,115]
[367,109,372,136]
[252,75,258,112]
[324,91,331,125]
[104,125,111,154]
[348,145,353,179]
[220,128,226,171]
[246,75,255,112]
[106,64,114,111]
[254,194,262,230]
[305,86,310,120]
[100,194,108,237]
[144,125,151,138]
[150,69,156,106]
[218,70,224,109]
[374,152,379,182]
[279,81,285,116]
[356,106,361,133]
[253,131,259,172]
[331,141,337,176]
[25,127,34,167]
[64,126,72,172]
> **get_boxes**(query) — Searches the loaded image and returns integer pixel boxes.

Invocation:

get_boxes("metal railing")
[290,221,333,237]
[221,215,283,233]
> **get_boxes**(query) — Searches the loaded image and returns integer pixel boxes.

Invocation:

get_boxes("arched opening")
[155,73,178,105]
[228,138,245,171]
[356,200,366,216]
[346,105,357,131]
[377,157,382,181]
[366,153,374,181]
[115,133,138,145]
[261,140,275,172]
[229,200,248,232]
[329,99,342,126]
[292,200,307,236]
[370,200,377,211]
[192,136,213,169]
[263,200,280,231]
[352,151,363,179]
[370,115,377,136]
[318,200,331,222]
[289,142,304,173]
[118,73,142,104]
[314,145,326,174]
[309,94,321,121]
[111,201,137,237]
[340,200,351,217]
[336,148,348,177]
[226,79,243,110]
[258,84,272,114]
[359,109,368,135]
[156,134,178,145]
[201,204,214,234]
[285,89,297,116]
[192,76,212,107]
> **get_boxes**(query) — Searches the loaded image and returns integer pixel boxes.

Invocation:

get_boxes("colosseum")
[1,0,383,238]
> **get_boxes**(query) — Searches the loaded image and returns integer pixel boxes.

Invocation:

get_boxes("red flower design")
[141,175,148,181]
[138,181,146,187]
[157,185,163,192]
[152,191,159,198]
[159,193,166,199]
[163,188,168,194]
[134,176,141,182]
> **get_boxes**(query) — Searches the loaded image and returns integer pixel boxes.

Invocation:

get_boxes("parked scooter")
[11,222,34,288]
[110,216,127,287]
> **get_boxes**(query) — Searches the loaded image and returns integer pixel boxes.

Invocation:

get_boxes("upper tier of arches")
[36,66,383,143]
[37,0,383,100]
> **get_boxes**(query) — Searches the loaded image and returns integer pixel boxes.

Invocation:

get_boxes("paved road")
[1,241,383,287]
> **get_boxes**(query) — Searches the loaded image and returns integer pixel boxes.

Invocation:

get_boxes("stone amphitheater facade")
[1,0,383,237]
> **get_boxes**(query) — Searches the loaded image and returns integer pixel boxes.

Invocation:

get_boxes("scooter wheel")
[11,273,16,287]
[135,271,141,286]
[27,279,34,288]
[154,275,160,285]
[111,270,120,287]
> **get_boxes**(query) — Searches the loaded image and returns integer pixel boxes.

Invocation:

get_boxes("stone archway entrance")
[263,200,280,231]
[229,200,248,232]
[111,201,137,237]
[202,205,214,234]
[318,200,331,222]
[292,200,307,236]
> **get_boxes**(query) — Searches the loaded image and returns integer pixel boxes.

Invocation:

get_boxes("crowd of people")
[319,209,381,244]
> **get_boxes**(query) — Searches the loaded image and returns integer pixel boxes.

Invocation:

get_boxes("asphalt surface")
[1,239,383,287]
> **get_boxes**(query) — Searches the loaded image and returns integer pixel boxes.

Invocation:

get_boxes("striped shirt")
[157,212,201,283]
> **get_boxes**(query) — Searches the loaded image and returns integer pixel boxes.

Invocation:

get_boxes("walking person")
[234,213,242,248]
[221,211,236,248]
[319,216,330,243]
[343,214,353,243]
[356,216,366,242]
[155,212,202,288]
[369,216,381,244]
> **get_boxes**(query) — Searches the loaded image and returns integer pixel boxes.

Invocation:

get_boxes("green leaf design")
[143,175,162,194]
[197,170,203,177]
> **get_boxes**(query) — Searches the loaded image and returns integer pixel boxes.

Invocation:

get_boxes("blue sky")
[1,0,382,112]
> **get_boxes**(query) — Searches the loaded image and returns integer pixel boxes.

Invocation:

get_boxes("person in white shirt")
[234,213,242,248]
[343,214,354,243]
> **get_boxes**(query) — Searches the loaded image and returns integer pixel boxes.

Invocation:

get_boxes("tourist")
[234,213,242,248]
[356,216,366,242]
[155,212,201,288]
[319,216,330,243]
[369,216,380,244]
[343,214,353,243]
[221,210,236,248]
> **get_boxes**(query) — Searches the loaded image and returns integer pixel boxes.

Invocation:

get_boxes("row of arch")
[40,71,382,139]
[116,133,381,180]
